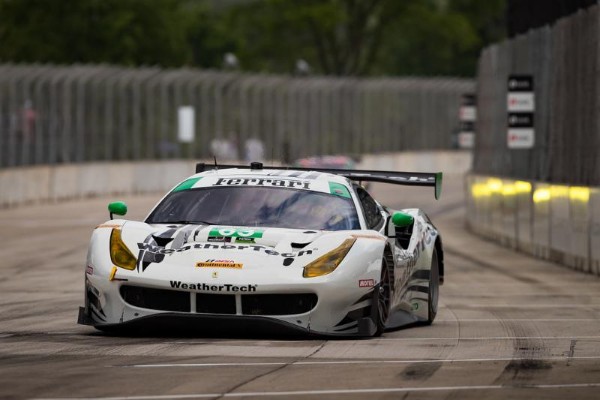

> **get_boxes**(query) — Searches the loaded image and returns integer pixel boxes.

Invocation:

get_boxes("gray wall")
[0,64,473,168]
[474,5,600,186]
[466,176,600,276]
[468,5,600,276]
[0,151,471,209]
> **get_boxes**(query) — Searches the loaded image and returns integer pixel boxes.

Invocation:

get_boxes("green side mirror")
[108,201,128,219]
[392,212,414,228]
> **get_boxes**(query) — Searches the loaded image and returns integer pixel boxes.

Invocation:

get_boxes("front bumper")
[77,307,377,337]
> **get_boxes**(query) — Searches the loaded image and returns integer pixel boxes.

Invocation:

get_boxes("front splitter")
[78,307,375,338]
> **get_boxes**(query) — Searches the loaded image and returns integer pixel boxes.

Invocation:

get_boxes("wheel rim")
[378,263,391,326]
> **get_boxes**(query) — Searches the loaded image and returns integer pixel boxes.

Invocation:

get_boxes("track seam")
[213,341,327,400]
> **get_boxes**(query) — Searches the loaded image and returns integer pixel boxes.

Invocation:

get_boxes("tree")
[0,0,190,66]
[376,1,480,76]
[225,0,411,76]
[0,0,506,76]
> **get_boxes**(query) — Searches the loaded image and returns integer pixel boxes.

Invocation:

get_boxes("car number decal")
[209,227,264,239]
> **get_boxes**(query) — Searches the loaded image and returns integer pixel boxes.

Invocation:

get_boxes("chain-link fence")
[0,64,472,168]
[474,5,600,186]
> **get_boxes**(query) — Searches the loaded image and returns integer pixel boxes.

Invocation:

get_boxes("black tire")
[426,247,440,324]
[374,257,391,336]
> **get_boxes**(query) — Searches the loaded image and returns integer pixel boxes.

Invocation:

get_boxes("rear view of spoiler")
[196,162,443,200]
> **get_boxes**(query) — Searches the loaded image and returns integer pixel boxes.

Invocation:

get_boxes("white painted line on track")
[436,318,600,322]
[34,382,600,399]
[443,304,600,308]
[124,355,600,368]
[164,335,600,345]
[380,336,600,341]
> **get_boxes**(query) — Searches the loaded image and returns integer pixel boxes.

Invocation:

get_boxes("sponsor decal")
[170,280,257,292]
[209,227,263,239]
[196,259,243,269]
[135,224,314,274]
[359,279,375,288]
[215,177,310,190]
[235,237,255,244]
[207,236,232,243]
[137,242,313,258]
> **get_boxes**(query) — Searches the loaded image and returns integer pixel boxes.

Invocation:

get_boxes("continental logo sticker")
[196,259,243,269]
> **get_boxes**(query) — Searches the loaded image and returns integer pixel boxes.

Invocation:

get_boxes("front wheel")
[426,247,440,324]
[373,257,391,336]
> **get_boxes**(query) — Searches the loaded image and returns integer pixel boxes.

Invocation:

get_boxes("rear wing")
[196,162,443,200]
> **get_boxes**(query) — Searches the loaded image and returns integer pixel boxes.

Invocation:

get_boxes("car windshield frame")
[146,185,360,231]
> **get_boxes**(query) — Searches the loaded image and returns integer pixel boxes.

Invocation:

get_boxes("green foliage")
[0,0,506,76]
[377,1,482,76]
[0,0,190,66]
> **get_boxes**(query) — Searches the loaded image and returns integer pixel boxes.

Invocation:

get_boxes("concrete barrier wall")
[466,174,600,276]
[0,161,196,208]
[359,150,472,173]
[0,151,472,209]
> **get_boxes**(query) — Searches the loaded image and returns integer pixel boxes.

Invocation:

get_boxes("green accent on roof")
[173,177,202,192]
[328,182,351,198]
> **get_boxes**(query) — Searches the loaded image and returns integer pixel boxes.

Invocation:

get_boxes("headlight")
[303,238,356,278]
[110,228,137,270]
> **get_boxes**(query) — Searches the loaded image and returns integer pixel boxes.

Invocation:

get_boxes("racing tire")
[374,257,391,336]
[426,247,440,325]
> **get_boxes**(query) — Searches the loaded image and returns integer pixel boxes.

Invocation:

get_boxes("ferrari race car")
[78,162,444,337]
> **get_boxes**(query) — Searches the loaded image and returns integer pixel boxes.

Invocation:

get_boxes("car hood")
[113,220,352,272]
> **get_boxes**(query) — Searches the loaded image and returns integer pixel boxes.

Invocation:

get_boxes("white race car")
[78,162,444,337]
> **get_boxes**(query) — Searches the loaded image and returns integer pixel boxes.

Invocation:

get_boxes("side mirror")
[108,201,128,219]
[392,212,414,228]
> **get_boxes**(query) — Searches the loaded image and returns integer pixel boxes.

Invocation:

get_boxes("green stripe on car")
[328,182,351,198]
[172,177,202,192]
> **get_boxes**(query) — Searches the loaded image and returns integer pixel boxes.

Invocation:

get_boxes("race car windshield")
[146,186,360,231]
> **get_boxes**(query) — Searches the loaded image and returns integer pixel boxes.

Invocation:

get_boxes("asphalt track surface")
[1,174,600,400]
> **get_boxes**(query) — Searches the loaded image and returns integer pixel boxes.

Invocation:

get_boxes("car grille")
[120,286,190,312]
[196,293,236,314]
[242,294,318,316]
[120,285,317,316]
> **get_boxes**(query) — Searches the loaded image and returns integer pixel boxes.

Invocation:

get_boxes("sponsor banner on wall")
[178,106,195,143]
[458,132,475,148]
[507,75,534,149]
[507,128,535,148]
[458,93,476,149]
